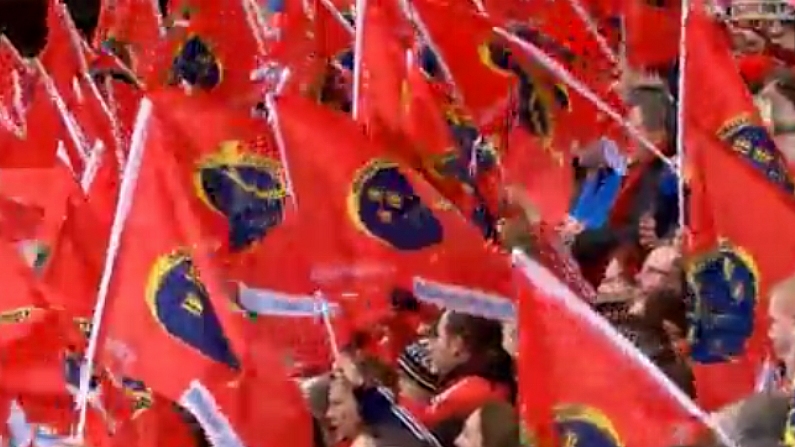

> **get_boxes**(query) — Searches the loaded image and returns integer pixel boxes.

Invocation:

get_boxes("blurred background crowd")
[4,0,795,446]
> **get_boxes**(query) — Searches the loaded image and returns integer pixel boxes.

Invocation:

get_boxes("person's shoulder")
[435,376,492,398]
[433,376,506,414]
[710,391,790,446]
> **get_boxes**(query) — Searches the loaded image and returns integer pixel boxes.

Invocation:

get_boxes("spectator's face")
[502,320,517,358]
[635,246,677,296]
[597,258,635,301]
[628,105,659,159]
[765,20,795,50]
[768,291,795,365]
[730,26,768,54]
[759,81,795,162]
[455,409,484,447]
[326,378,361,442]
[428,312,464,376]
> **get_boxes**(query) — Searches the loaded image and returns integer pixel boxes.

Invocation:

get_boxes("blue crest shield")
[687,242,758,364]
[195,141,287,251]
[146,250,240,369]
[350,160,444,250]
[719,121,795,194]
[170,35,222,90]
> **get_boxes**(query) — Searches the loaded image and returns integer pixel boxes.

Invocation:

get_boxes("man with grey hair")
[709,391,790,447]
[570,83,679,286]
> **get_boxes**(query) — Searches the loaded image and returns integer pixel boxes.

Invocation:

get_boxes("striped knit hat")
[397,338,438,393]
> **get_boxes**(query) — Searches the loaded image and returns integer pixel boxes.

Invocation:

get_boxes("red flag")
[515,252,705,447]
[148,90,288,257]
[356,0,409,138]
[0,72,63,169]
[624,0,680,69]
[0,239,69,410]
[152,0,263,101]
[94,0,163,74]
[0,163,80,251]
[685,125,795,409]
[684,6,794,195]
[40,0,89,100]
[410,0,516,128]
[209,346,313,447]
[148,92,335,373]
[99,100,245,401]
[109,396,197,447]
[0,35,30,130]
[0,195,44,242]
[314,0,353,62]
[274,94,514,317]
[502,126,571,224]
[42,193,107,324]
[0,239,58,348]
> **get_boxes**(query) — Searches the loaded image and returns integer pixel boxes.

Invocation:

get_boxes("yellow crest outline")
[522,404,624,447]
[171,33,225,87]
[145,249,209,341]
[193,140,287,218]
[685,238,761,292]
[347,158,445,248]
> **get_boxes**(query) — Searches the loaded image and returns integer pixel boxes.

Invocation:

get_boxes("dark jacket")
[354,386,441,447]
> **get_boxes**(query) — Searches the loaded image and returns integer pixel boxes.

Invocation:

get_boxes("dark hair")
[444,312,505,358]
[615,314,674,362]
[642,286,688,336]
[312,417,327,447]
[615,315,695,397]
[443,312,517,403]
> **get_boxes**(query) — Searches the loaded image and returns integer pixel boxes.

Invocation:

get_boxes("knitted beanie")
[397,338,438,393]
